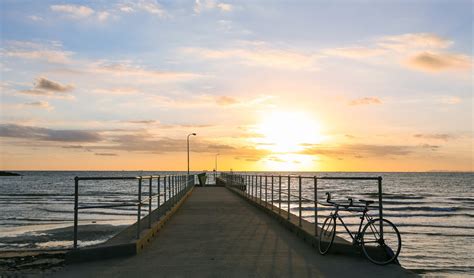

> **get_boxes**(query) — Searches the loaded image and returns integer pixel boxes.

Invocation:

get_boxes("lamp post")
[187,133,196,176]
[214,153,219,183]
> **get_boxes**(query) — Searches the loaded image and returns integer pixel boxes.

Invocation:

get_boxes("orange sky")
[1,1,472,172]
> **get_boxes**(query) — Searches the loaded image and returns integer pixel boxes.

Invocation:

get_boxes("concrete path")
[53,187,413,277]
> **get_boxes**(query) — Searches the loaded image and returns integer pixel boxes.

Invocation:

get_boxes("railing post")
[298,176,302,227]
[265,176,267,207]
[73,177,79,249]
[137,177,142,239]
[314,176,318,237]
[253,175,258,199]
[287,175,290,220]
[271,176,274,208]
[259,176,262,205]
[278,175,281,215]
[173,176,176,204]
[378,176,383,239]
[148,178,152,228]
[164,176,167,205]
[157,176,161,209]
[247,175,250,198]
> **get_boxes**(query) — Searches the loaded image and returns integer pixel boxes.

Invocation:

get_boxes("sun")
[254,110,324,153]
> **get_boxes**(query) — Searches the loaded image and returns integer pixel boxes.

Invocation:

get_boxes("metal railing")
[73,174,195,248]
[220,173,383,238]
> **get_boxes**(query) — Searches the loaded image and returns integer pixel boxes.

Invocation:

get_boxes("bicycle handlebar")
[324,192,372,210]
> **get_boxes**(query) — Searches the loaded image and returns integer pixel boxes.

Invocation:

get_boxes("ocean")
[0,171,472,276]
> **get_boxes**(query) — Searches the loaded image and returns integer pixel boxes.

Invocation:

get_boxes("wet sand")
[0,224,127,275]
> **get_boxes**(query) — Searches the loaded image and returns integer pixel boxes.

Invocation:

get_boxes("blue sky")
[0,0,472,171]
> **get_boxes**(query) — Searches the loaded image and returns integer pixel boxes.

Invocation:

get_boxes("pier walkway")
[55,187,413,277]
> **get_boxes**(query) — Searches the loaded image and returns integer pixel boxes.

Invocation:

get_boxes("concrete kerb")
[65,186,195,263]
[224,184,359,257]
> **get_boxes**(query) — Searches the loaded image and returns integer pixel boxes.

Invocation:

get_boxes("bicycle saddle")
[359,199,374,205]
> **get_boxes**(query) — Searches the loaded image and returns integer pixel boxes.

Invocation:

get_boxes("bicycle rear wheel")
[361,218,401,265]
[318,215,336,255]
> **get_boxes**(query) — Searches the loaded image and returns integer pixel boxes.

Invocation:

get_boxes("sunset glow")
[0,1,472,172]
[254,111,324,153]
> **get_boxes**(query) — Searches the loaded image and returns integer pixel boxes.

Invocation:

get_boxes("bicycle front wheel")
[361,218,401,265]
[318,215,336,255]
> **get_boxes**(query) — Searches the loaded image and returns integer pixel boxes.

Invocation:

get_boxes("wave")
[383,206,462,212]
[301,206,467,213]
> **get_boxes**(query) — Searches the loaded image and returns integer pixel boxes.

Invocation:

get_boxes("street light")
[187,133,196,176]
[214,153,219,183]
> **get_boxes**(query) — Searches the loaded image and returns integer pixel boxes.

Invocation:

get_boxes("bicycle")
[318,192,402,265]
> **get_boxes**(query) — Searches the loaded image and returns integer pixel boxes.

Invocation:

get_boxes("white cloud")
[28,15,43,21]
[89,61,202,81]
[377,33,453,51]
[217,3,233,11]
[182,42,319,70]
[2,40,73,64]
[50,4,95,18]
[117,0,166,17]
[194,0,233,14]
[97,11,110,21]
[437,96,462,105]
[322,46,386,59]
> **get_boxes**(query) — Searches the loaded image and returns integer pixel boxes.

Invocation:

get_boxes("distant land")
[0,171,21,176]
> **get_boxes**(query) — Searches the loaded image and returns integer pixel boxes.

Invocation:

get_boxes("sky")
[0,0,472,172]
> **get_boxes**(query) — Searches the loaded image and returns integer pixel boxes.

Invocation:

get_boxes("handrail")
[220,173,384,238]
[73,174,195,248]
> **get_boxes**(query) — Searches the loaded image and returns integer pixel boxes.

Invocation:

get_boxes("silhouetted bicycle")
[318,192,401,265]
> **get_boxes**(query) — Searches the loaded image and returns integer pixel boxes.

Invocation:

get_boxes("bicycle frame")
[330,205,374,244]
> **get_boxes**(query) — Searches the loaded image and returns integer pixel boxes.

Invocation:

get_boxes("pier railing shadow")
[73,174,196,249]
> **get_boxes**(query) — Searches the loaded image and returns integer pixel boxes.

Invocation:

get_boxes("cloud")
[50,4,95,18]
[118,0,166,17]
[18,77,74,97]
[93,87,140,95]
[102,133,238,154]
[437,96,462,105]
[322,33,471,73]
[28,15,43,21]
[23,101,53,111]
[126,120,159,124]
[194,0,233,14]
[406,52,471,72]
[377,33,453,51]
[349,97,382,106]
[0,124,102,142]
[322,47,385,59]
[35,77,74,92]
[50,4,117,21]
[2,40,73,64]
[90,62,201,81]
[216,96,239,106]
[217,3,233,11]
[182,43,319,70]
[97,11,110,21]
[420,144,440,151]
[414,133,454,141]
[95,152,118,156]
[301,144,413,157]
[62,145,85,149]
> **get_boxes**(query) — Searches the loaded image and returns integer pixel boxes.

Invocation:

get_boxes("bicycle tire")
[318,215,336,255]
[361,218,401,265]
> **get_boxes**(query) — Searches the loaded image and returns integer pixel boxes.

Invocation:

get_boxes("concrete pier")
[55,187,414,277]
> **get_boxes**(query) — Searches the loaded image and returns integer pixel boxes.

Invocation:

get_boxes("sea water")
[0,171,472,276]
